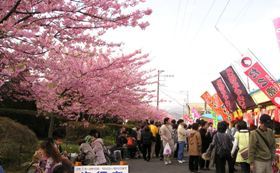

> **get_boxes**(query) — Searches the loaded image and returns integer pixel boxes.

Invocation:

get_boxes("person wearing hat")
[249,114,276,173]
[78,135,95,165]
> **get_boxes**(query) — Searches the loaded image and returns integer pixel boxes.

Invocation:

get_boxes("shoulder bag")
[239,132,249,160]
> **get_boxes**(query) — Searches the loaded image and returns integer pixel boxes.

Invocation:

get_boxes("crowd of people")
[23,113,276,173]
[113,114,276,173]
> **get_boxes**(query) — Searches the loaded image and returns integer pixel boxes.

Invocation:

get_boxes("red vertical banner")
[275,108,280,123]
[241,56,280,107]
[220,66,256,110]
[273,18,280,50]
[212,77,238,113]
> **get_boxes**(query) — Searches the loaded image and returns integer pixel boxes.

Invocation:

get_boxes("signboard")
[220,66,256,110]
[74,165,129,173]
[212,77,238,112]
[201,91,232,122]
[273,18,280,50]
[241,56,280,107]
[212,93,232,122]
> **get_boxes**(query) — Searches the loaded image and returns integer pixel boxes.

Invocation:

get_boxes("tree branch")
[0,0,22,24]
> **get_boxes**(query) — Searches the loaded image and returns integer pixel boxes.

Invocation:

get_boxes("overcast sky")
[107,0,280,115]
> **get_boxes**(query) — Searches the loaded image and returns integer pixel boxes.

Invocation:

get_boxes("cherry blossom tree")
[0,0,170,120]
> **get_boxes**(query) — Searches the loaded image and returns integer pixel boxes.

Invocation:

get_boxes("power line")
[215,0,231,27]
[159,89,184,107]
[215,26,243,55]
[191,0,217,42]
[232,0,252,30]
[214,0,243,55]
[173,0,184,39]
[184,0,197,40]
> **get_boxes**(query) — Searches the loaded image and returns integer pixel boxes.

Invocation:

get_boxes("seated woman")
[116,131,128,159]
[78,135,96,165]
[37,139,73,173]
[89,129,107,165]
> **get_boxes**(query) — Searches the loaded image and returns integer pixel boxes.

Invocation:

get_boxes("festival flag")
[220,66,256,110]
[211,110,218,129]
[240,56,280,108]
[201,91,232,122]
[183,114,193,124]
[273,18,280,50]
[192,107,201,118]
[212,94,232,122]
[274,108,280,123]
[212,77,238,113]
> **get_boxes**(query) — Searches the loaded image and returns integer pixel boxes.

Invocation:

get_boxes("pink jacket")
[91,138,107,165]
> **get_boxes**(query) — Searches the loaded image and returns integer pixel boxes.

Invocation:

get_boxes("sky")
[107,0,280,116]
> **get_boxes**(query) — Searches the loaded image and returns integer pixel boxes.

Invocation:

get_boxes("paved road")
[128,158,217,173]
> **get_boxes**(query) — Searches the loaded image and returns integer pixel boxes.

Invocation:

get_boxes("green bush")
[0,117,38,169]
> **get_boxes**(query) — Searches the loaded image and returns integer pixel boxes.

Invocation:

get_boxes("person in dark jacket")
[199,121,212,170]
[116,131,128,159]
[205,121,233,173]
[141,125,153,161]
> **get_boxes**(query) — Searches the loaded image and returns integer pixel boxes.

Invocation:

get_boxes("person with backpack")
[116,131,128,160]
[141,125,153,161]
[126,132,137,159]
[249,114,276,173]
[90,129,107,165]
[231,120,250,173]
[78,135,96,165]
[205,121,233,173]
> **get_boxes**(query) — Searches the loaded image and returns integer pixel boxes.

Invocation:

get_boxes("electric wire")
[191,0,217,43]
[159,89,184,107]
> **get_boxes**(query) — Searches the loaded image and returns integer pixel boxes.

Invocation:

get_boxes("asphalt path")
[128,157,219,173]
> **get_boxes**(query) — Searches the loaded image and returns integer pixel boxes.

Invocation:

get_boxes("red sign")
[242,57,280,107]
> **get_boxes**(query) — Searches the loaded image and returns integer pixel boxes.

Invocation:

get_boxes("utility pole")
[156,70,173,110]
[156,70,160,110]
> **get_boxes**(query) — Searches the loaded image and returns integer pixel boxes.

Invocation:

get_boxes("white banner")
[74,165,129,173]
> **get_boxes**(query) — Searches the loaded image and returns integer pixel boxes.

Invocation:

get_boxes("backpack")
[127,137,135,147]
[215,134,229,158]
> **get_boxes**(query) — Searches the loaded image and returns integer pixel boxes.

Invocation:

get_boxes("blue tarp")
[201,113,223,121]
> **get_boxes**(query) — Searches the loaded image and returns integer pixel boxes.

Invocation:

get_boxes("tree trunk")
[48,115,55,138]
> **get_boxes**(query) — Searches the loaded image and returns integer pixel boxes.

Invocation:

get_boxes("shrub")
[0,117,38,168]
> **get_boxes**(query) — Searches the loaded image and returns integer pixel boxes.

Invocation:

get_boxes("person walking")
[155,121,162,158]
[149,120,158,158]
[177,119,188,163]
[199,121,211,170]
[160,117,175,165]
[141,125,153,161]
[205,121,233,173]
[231,120,250,173]
[249,114,276,173]
[188,123,202,173]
